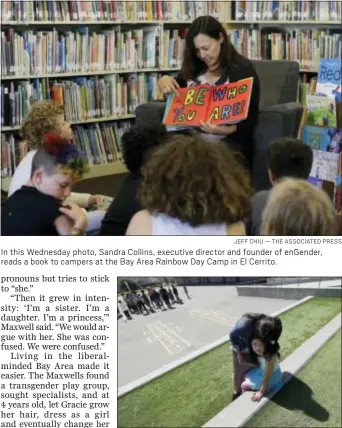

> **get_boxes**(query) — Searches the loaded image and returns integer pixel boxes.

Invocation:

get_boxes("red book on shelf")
[51,85,64,105]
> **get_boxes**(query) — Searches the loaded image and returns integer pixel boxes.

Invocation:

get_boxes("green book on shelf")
[306,94,337,128]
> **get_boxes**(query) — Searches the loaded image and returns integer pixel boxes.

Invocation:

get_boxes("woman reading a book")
[158,15,260,169]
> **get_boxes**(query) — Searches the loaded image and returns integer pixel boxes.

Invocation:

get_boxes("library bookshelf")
[1,0,341,191]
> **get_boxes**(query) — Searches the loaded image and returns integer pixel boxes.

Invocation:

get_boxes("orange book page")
[163,78,253,127]
[162,85,211,127]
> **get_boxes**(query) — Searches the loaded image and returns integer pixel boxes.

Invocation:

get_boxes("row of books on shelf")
[1,27,187,77]
[2,0,342,24]
[1,120,132,179]
[1,1,227,23]
[232,1,341,22]
[230,29,342,70]
[2,26,341,80]
[1,72,170,127]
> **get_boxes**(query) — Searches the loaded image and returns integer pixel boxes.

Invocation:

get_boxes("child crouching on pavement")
[241,337,283,401]
[229,312,283,401]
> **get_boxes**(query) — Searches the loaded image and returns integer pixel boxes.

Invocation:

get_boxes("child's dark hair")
[263,339,280,360]
[254,315,282,342]
[121,125,167,173]
[243,312,267,322]
[251,315,282,361]
[31,133,88,180]
[267,137,313,180]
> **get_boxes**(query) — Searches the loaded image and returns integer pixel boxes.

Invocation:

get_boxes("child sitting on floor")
[261,178,339,235]
[8,100,106,232]
[241,337,283,402]
[2,134,88,236]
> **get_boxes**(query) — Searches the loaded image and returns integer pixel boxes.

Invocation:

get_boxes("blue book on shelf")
[271,1,279,19]
[302,125,342,154]
[316,59,342,102]
[59,37,65,72]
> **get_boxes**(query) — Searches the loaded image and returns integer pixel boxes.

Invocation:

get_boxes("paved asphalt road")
[118,285,297,387]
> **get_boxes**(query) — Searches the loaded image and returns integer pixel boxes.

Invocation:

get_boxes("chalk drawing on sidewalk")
[188,308,236,326]
[143,321,191,355]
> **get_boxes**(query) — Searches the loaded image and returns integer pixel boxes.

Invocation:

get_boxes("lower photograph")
[117,277,341,428]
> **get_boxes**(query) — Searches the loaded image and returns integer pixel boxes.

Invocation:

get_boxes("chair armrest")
[253,102,303,191]
[135,101,167,129]
[258,102,303,135]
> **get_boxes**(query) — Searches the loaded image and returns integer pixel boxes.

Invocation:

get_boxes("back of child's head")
[21,101,67,149]
[31,133,88,181]
[139,133,252,227]
[121,125,167,173]
[261,178,338,235]
[267,138,313,181]
[255,316,282,343]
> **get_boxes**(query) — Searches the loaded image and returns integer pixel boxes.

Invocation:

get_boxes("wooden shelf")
[1,20,194,26]
[69,114,136,125]
[0,65,319,81]
[1,161,127,192]
[1,114,136,132]
[84,161,127,179]
[3,20,341,26]
[1,67,181,81]
[2,125,21,132]
[163,20,193,24]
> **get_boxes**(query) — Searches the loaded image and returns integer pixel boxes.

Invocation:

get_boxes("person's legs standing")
[232,350,254,398]
[124,310,132,320]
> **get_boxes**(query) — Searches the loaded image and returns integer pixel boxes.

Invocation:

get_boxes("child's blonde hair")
[20,101,65,149]
[261,178,338,236]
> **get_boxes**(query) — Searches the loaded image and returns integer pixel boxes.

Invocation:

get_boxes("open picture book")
[162,77,253,129]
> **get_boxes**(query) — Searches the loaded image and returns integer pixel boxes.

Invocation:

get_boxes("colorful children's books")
[302,125,342,153]
[306,95,336,127]
[162,78,253,128]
